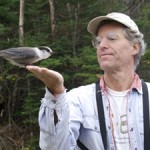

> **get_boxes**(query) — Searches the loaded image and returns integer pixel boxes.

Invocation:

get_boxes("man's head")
[87,12,146,70]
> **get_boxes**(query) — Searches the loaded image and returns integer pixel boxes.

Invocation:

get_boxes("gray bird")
[0,46,53,67]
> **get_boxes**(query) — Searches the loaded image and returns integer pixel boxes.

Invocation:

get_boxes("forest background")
[0,0,150,149]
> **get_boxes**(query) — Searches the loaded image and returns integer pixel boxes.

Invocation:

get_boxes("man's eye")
[107,33,118,40]
[95,37,101,43]
[92,37,101,48]
[96,39,101,44]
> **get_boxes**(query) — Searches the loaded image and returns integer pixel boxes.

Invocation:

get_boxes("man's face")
[96,23,139,72]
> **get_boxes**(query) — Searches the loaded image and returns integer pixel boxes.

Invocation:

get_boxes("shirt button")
[51,100,56,104]
[130,128,134,132]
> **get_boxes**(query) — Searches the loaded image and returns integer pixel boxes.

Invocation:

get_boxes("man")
[26,12,150,150]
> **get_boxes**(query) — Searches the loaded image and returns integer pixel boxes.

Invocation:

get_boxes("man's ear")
[132,43,140,55]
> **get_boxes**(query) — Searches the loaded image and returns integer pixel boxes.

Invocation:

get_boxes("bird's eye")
[38,46,50,52]
[45,49,50,52]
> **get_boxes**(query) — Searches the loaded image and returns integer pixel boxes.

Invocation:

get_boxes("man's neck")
[103,70,135,91]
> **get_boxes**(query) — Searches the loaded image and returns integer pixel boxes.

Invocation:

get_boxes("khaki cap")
[87,12,141,36]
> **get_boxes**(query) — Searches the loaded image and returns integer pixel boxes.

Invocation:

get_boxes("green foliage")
[137,48,150,82]
[76,46,101,84]
[0,0,150,149]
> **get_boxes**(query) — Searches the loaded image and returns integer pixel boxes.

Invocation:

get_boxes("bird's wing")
[0,47,38,59]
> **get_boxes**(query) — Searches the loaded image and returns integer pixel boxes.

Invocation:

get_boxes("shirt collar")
[99,73,142,94]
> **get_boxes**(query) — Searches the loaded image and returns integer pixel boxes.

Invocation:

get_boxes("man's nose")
[98,38,109,49]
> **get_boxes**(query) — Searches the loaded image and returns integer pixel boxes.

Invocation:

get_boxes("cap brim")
[87,16,117,35]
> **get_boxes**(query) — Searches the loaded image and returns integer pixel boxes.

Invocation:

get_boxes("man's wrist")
[47,86,65,96]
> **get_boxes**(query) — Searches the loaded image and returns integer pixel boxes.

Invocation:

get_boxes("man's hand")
[26,66,65,96]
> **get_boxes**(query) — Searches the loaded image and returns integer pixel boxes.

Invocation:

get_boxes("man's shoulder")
[66,83,96,103]
[145,82,150,89]
[144,82,150,100]
[68,83,96,93]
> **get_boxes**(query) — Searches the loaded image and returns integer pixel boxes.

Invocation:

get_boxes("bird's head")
[38,46,53,59]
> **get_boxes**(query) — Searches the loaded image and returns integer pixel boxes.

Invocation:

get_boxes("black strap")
[95,80,107,150]
[142,80,150,150]
[77,80,106,150]
[77,139,88,150]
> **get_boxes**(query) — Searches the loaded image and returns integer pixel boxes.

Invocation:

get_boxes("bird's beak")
[51,51,54,55]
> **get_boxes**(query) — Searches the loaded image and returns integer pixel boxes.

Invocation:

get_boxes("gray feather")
[0,46,53,67]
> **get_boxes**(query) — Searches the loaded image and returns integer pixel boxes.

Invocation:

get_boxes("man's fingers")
[26,66,55,81]
[26,65,65,94]
[26,65,41,72]
[26,66,44,79]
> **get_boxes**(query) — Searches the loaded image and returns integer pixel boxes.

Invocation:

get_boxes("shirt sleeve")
[38,87,82,150]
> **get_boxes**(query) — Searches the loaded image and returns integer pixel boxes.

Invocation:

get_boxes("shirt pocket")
[82,116,100,132]
[79,116,102,149]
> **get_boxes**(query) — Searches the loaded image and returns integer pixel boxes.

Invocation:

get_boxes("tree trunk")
[19,0,25,46]
[125,0,145,17]
[72,3,80,56]
[67,2,72,23]
[48,0,55,38]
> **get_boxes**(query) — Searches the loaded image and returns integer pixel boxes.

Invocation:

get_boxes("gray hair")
[123,28,147,70]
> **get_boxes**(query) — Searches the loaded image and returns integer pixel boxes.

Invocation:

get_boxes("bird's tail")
[0,50,10,57]
[0,51,3,56]
[0,50,7,57]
